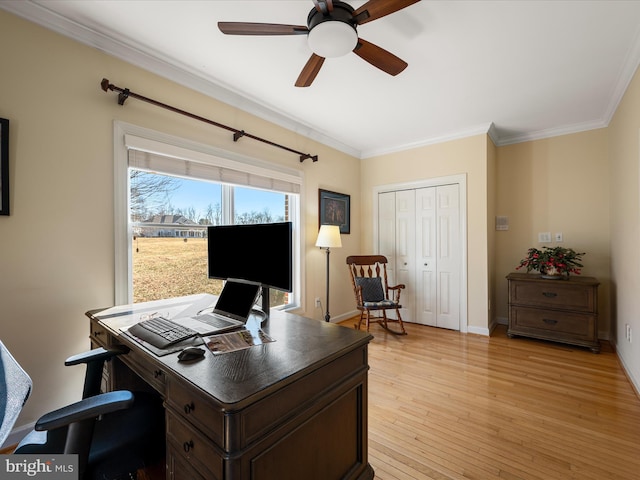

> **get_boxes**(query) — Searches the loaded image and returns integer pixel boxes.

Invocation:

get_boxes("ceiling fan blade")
[312,0,334,14]
[353,0,420,25]
[295,54,326,87]
[353,38,408,76]
[218,22,308,35]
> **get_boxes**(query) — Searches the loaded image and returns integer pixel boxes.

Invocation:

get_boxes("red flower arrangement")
[516,246,585,276]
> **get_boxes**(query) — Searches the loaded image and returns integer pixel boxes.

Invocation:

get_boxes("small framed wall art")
[319,189,350,234]
[0,118,9,216]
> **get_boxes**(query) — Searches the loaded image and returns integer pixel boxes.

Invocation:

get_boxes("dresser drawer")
[509,306,596,340]
[510,281,595,312]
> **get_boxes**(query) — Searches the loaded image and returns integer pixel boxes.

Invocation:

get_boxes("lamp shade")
[315,225,342,248]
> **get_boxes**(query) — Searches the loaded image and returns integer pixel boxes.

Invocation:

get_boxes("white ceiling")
[3,0,640,158]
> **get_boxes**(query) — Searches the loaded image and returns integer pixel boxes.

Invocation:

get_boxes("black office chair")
[0,340,165,480]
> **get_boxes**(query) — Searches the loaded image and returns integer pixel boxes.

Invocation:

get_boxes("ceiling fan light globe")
[308,21,358,58]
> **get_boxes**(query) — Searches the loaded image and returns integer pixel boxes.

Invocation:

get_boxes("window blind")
[125,134,302,194]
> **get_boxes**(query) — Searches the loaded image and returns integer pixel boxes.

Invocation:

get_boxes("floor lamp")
[315,225,342,322]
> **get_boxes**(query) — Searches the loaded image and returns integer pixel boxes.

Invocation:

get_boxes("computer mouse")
[178,347,205,362]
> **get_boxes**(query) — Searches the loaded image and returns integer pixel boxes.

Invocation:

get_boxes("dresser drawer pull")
[543,318,558,325]
[184,402,195,414]
[542,292,558,298]
[183,440,194,453]
[154,369,163,378]
[93,330,103,336]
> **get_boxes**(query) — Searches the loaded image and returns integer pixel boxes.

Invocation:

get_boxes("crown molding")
[0,1,361,159]
[360,123,496,159]
[494,119,609,147]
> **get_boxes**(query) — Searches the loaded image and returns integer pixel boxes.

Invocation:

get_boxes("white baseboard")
[613,341,640,398]
[468,325,490,336]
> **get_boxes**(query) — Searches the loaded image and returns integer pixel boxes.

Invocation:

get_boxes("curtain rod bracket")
[118,89,130,106]
[99,78,319,162]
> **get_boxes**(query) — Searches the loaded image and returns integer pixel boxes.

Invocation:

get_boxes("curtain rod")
[100,78,318,163]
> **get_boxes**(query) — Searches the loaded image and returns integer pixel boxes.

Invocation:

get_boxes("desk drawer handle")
[543,318,558,325]
[542,292,557,298]
[184,402,195,414]
[93,330,103,336]
[183,440,194,453]
[154,369,163,378]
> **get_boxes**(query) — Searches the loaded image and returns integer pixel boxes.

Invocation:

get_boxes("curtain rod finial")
[100,78,112,92]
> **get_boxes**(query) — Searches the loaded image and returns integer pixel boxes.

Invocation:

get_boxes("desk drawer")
[89,319,111,347]
[510,281,595,312]
[167,447,207,480]
[166,376,224,446]
[167,411,223,480]
[123,347,167,393]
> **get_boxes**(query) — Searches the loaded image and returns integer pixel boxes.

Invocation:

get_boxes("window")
[114,122,302,309]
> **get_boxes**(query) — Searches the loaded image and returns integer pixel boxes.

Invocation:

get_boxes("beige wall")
[0,10,360,426]
[359,134,491,332]
[494,130,611,336]
[487,137,498,329]
[3,6,639,433]
[608,65,640,389]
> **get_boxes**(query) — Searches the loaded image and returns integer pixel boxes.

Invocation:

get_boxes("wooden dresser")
[506,273,600,353]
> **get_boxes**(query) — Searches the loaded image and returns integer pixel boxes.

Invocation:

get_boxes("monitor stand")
[261,286,270,320]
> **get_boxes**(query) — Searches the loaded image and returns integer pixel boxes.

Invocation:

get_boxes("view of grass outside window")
[130,170,290,306]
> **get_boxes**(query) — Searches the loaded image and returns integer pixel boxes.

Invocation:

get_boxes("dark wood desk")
[87,294,375,480]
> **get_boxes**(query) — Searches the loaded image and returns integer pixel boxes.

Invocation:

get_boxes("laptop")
[172,280,261,335]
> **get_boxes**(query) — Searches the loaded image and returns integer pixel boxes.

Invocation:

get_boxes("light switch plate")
[538,232,551,243]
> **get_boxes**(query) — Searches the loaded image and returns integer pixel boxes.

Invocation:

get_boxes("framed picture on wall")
[0,118,9,216]
[319,189,350,234]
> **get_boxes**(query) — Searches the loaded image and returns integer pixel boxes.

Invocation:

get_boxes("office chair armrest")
[34,391,134,432]
[65,345,130,367]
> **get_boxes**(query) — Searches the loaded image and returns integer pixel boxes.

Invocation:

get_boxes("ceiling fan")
[218,0,421,87]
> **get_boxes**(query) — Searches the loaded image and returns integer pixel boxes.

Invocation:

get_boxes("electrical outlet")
[625,324,632,342]
[315,297,321,308]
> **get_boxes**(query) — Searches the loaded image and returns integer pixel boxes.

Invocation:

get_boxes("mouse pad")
[206,328,274,355]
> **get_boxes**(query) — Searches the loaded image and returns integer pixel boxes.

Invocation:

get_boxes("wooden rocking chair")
[346,255,407,335]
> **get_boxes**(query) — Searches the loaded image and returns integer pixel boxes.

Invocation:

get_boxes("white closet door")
[378,192,396,286]
[435,184,460,330]
[395,190,416,322]
[377,184,461,330]
[415,187,437,326]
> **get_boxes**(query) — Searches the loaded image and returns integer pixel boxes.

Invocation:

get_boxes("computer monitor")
[207,222,293,314]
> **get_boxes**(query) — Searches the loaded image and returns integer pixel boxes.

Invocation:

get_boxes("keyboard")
[128,316,198,349]
[195,312,238,329]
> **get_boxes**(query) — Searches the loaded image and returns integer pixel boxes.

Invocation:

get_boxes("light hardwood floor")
[358,321,640,480]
